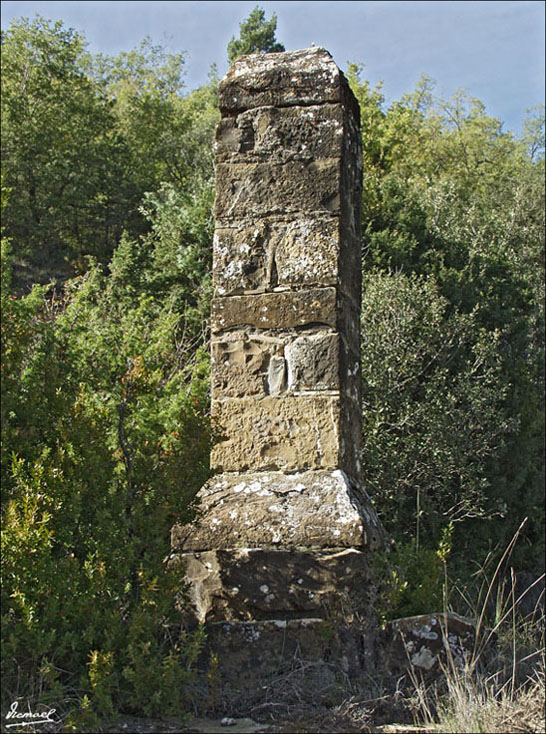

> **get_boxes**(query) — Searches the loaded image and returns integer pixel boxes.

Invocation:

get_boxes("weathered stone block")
[211,288,337,332]
[215,104,345,163]
[196,618,378,703]
[218,47,359,118]
[385,613,480,674]
[285,334,339,392]
[171,547,377,623]
[210,396,342,473]
[211,335,276,398]
[213,216,340,295]
[214,160,341,220]
[212,223,270,295]
[172,470,384,552]
[178,615,381,714]
[211,332,343,399]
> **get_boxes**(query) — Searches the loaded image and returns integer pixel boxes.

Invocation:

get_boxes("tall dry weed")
[412,520,545,733]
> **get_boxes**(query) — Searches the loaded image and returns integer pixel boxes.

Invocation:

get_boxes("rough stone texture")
[209,397,363,481]
[212,216,360,303]
[172,471,384,552]
[211,288,337,332]
[210,396,342,473]
[215,160,341,220]
[210,331,359,402]
[171,48,386,693]
[385,613,481,675]
[284,334,339,392]
[217,47,359,117]
[205,46,365,488]
[212,216,341,296]
[198,617,379,695]
[211,334,275,398]
[215,104,346,163]
[171,547,376,623]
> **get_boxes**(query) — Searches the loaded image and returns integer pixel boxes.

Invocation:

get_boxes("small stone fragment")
[267,354,286,395]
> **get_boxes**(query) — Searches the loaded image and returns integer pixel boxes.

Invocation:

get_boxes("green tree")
[1,210,211,718]
[1,18,219,289]
[349,66,545,570]
[361,271,514,548]
[227,6,285,64]
[1,17,121,278]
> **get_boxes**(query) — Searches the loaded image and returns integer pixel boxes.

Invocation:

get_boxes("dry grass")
[429,665,545,733]
[408,521,545,734]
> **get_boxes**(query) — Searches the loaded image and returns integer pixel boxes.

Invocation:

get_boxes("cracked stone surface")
[217,47,360,115]
[212,216,342,296]
[385,613,481,675]
[211,288,338,332]
[193,617,379,695]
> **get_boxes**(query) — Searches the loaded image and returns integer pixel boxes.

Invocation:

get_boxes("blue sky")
[1,1,544,135]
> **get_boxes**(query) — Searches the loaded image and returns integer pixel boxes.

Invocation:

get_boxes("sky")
[1,0,544,135]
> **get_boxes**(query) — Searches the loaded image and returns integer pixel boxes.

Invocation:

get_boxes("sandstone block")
[211,335,274,398]
[211,288,337,333]
[212,223,270,295]
[218,47,359,118]
[172,470,384,552]
[213,216,340,296]
[215,104,345,163]
[171,547,376,623]
[211,332,343,399]
[214,160,341,220]
[285,334,339,392]
[210,396,342,473]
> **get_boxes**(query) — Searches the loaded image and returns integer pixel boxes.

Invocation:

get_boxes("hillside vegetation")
[1,10,544,726]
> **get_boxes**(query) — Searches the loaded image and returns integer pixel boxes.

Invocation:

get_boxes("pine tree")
[227,6,285,64]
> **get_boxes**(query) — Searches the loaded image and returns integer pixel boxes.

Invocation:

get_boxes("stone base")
[190,617,381,712]
[170,547,378,624]
[172,470,385,552]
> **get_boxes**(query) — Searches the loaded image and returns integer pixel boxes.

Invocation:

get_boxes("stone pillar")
[171,48,385,692]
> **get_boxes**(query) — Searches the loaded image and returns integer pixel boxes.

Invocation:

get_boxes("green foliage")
[351,64,545,570]
[374,525,453,622]
[1,226,211,717]
[374,543,445,622]
[521,104,545,163]
[139,179,214,310]
[227,6,285,64]
[1,18,218,716]
[1,17,120,273]
[90,38,217,194]
[361,271,514,549]
[1,18,219,287]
